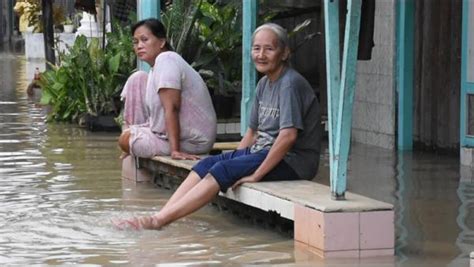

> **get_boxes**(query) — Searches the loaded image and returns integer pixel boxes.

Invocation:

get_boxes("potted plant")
[63,17,74,33]
[38,21,136,131]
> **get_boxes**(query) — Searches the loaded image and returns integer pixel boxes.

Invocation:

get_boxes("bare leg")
[152,174,220,227]
[116,174,220,230]
[118,129,131,158]
[160,171,201,213]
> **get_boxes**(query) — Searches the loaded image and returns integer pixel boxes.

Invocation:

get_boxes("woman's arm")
[159,88,200,160]
[238,128,257,149]
[231,127,297,189]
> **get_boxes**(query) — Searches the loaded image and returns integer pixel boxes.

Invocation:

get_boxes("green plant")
[258,1,317,52]
[160,1,316,118]
[39,21,136,122]
[23,0,41,32]
[161,0,243,96]
[161,0,203,63]
[196,0,242,96]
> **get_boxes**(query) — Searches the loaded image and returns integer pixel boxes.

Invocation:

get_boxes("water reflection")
[1,52,474,266]
[0,54,301,266]
[453,169,474,267]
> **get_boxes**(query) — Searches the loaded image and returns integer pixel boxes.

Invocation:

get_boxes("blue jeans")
[192,148,300,192]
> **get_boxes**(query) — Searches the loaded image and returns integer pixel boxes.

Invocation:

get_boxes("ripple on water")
[229,251,292,264]
[5,54,466,266]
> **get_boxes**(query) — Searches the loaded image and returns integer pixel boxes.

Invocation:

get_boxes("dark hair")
[132,18,174,51]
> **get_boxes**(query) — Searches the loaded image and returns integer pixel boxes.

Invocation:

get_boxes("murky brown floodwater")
[0,52,472,266]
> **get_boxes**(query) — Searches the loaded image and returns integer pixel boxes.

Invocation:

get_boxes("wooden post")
[138,0,160,20]
[323,0,341,198]
[42,0,55,69]
[461,0,474,147]
[396,0,414,150]
[241,0,258,135]
[7,0,14,43]
[324,0,362,199]
[333,0,362,199]
[102,0,107,49]
[137,0,161,71]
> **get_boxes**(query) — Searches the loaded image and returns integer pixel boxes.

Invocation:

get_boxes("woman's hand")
[231,173,261,190]
[171,151,200,160]
[232,128,298,191]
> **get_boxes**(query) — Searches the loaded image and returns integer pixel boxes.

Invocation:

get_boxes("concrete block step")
[146,155,394,258]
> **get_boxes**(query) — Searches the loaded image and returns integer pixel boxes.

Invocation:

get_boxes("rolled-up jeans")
[192,148,300,192]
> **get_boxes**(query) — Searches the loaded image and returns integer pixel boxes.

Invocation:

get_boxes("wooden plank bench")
[211,141,239,151]
[133,154,395,259]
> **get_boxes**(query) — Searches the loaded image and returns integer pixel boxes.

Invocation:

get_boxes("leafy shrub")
[161,0,242,97]
[39,22,135,122]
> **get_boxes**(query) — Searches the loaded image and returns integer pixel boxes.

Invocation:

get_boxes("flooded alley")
[0,52,472,266]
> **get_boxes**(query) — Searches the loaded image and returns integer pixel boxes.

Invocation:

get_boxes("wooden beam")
[8,0,14,42]
[137,0,161,71]
[323,0,341,197]
[332,0,362,199]
[396,0,414,150]
[241,0,258,135]
[461,0,474,147]
[138,0,160,20]
[324,0,362,199]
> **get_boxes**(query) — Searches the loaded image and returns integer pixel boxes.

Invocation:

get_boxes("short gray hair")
[252,23,289,50]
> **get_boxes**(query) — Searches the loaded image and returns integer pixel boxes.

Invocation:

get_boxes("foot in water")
[112,215,163,230]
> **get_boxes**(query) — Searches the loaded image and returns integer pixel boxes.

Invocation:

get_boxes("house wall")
[352,0,397,149]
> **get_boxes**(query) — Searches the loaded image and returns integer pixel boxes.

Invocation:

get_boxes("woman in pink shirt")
[119,19,217,160]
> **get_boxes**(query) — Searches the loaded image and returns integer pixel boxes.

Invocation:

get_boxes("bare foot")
[112,215,163,230]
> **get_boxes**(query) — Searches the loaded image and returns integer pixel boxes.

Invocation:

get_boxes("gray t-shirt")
[249,67,322,179]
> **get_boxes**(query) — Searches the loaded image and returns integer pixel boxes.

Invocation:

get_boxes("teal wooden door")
[461,0,474,147]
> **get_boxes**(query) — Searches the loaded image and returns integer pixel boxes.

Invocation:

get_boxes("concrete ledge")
[226,180,392,215]
[121,156,152,182]
[149,155,392,214]
[141,155,394,258]
[461,147,474,167]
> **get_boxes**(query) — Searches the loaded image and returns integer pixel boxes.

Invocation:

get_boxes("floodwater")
[0,53,472,266]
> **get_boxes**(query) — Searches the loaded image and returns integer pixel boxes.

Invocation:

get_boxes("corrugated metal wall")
[413,0,462,151]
